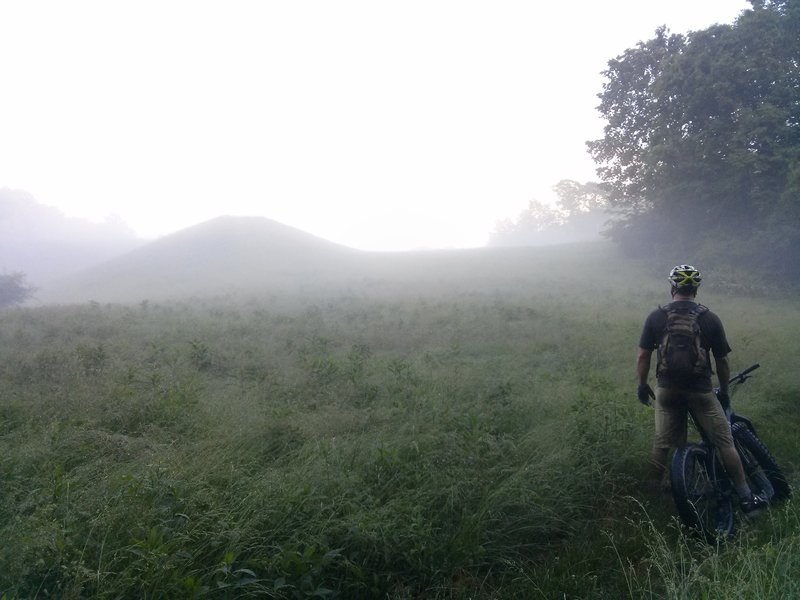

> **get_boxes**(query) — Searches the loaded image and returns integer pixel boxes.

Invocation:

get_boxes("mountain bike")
[670,364,791,540]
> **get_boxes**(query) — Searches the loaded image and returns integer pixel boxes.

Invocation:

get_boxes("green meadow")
[2,242,799,598]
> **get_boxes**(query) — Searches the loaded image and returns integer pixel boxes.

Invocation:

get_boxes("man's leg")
[648,446,670,490]
[718,444,748,489]
[687,390,762,510]
[649,387,687,491]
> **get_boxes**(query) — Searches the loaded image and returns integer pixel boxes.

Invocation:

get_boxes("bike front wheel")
[671,443,735,539]
[732,421,792,502]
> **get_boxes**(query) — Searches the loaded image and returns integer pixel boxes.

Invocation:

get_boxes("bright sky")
[0,1,750,251]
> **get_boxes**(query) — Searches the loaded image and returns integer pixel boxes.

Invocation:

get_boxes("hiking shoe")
[741,493,768,518]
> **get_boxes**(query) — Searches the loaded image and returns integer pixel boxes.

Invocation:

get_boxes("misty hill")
[0,189,143,284]
[39,213,624,305]
[40,216,361,303]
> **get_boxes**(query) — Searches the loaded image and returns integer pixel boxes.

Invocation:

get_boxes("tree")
[588,1,800,281]
[0,272,36,308]
[488,180,608,247]
[588,26,686,220]
[551,180,608,216]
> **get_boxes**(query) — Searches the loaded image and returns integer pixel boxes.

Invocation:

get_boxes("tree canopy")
[588,0,800,283]
[489,180,608,247]
[0,272,36,308]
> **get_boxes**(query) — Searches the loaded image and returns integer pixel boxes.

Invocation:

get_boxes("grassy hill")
[3,239,800,598]
[37,215,643,305]
[37,216,364,303]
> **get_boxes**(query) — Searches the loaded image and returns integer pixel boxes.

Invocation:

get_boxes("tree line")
[488,180,608,247]
[589,0,799,284]
[495,0,798,286]
[0,273,36,308]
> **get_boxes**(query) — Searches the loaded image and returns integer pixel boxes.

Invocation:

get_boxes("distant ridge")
[37,215,620,305]
[40,216,360,303]
[119,216,354,266]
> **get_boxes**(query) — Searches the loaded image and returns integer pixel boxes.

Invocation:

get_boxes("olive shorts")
[653,386,734,450]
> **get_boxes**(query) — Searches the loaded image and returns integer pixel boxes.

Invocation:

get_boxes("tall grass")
[1,242,798,597]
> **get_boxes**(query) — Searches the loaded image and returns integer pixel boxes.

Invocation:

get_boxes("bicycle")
[670,363,791,540]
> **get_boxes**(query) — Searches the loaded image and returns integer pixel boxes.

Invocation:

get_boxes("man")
[636,264,765,514]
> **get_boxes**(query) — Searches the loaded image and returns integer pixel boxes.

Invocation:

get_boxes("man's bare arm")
[636,347,653,385]
[715,354,730,394]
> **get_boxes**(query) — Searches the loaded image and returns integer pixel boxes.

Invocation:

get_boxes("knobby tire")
[732,421,792,502]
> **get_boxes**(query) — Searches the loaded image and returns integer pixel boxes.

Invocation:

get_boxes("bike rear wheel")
[671,443,735,539]
[732,421,791,502]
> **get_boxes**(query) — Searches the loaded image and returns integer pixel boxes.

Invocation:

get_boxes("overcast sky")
[1,1,750,250]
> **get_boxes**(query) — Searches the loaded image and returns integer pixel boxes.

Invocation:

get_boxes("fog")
[1,189,143,284]
[19,209,615,305]
[2,189,614,305]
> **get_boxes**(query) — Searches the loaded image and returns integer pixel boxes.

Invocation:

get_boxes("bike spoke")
[671,444,735,539]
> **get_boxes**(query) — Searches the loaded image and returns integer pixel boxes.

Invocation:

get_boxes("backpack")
[657,303,711,378]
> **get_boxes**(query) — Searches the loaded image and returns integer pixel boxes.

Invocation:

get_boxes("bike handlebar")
[729,363,760,385]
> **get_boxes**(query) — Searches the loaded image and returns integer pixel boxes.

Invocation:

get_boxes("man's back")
[639,300,731,392]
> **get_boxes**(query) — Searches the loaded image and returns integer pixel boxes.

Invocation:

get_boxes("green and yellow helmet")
[668,264,702,289]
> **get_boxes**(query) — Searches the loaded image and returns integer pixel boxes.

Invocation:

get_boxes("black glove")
[637,383,655,406]
[716,389,730,408]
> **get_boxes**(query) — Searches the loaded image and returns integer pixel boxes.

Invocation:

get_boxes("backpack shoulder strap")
[659,302,706,316]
